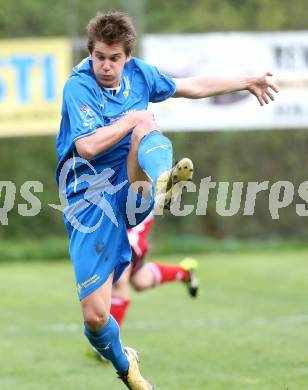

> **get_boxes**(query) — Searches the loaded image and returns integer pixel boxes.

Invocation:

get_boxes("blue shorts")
[65,159,154,300]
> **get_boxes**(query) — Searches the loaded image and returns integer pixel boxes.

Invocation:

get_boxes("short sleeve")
[135,59,176,103]
[148,65,176,103]
[63,76,104,142]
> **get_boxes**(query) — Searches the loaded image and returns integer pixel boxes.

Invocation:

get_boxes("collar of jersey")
[103,85,121,96]
[99,72,130,102]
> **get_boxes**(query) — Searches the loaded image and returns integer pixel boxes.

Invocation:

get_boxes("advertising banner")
[0,38,71,136]
[143,32,308,131]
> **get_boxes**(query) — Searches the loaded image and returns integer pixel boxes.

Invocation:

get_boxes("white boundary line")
[1,314,308,334]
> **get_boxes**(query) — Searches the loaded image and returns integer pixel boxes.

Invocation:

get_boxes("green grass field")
[1,248,308,389]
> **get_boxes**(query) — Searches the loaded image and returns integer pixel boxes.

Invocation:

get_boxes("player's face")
[90,41,131,88]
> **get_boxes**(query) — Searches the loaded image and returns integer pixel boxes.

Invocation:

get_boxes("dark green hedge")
[1,130,308,240]
[1,235,307,262]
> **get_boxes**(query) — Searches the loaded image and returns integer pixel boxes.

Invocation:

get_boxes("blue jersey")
[56,57,176,299]
[56,57,176,194]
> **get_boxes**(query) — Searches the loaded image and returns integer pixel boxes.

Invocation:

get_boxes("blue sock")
[84,316,129,373]
[138,131,173,186]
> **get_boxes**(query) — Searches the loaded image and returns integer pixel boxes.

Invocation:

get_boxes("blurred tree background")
[0,0,308,242]
[1,0,308,37]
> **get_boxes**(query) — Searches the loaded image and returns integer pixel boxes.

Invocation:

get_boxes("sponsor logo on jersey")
[77,274,101,294]
[79,104,96,129]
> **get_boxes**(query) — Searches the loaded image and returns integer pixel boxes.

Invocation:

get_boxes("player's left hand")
[248,72,279,106]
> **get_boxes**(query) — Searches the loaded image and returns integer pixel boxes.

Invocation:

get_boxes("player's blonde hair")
[87,11,137,55]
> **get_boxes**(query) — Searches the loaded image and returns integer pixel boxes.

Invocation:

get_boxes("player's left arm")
[173,71,279,106]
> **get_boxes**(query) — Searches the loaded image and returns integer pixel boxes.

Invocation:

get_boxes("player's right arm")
[76,112,135,159]
[75,110,156,159]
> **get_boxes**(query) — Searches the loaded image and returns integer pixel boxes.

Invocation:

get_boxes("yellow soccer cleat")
[118,347,154,390]
[180,257,199,298]
[155,158,194,210]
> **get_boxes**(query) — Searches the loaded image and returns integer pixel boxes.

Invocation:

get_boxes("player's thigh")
[126,130,151,186]
[112,264,132,299]
[81,273,113,320]
[118,157,154,229]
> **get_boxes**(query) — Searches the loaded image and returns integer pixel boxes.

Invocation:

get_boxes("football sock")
[145,262,190,285]
[111,297,131,327]
[84,315,129,373]
[138,131,173,186]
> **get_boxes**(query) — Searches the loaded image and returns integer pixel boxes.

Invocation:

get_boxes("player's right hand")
[128,110,161,141]
[128,110,155,125]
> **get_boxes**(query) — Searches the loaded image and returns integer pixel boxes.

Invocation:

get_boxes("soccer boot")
[85,345,109,363]
[118,347,154,390]
[180,257,199,298]
[155,158,194,210]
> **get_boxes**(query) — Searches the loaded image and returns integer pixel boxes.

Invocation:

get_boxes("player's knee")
[131,278,147,292]
[132,120,160,144]
[131,266,155,291]
[83,309,109,331]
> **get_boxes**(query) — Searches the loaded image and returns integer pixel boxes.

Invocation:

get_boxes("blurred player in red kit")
[111,213,199,328]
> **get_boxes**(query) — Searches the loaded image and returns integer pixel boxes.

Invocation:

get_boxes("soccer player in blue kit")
[56,11,278,390]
